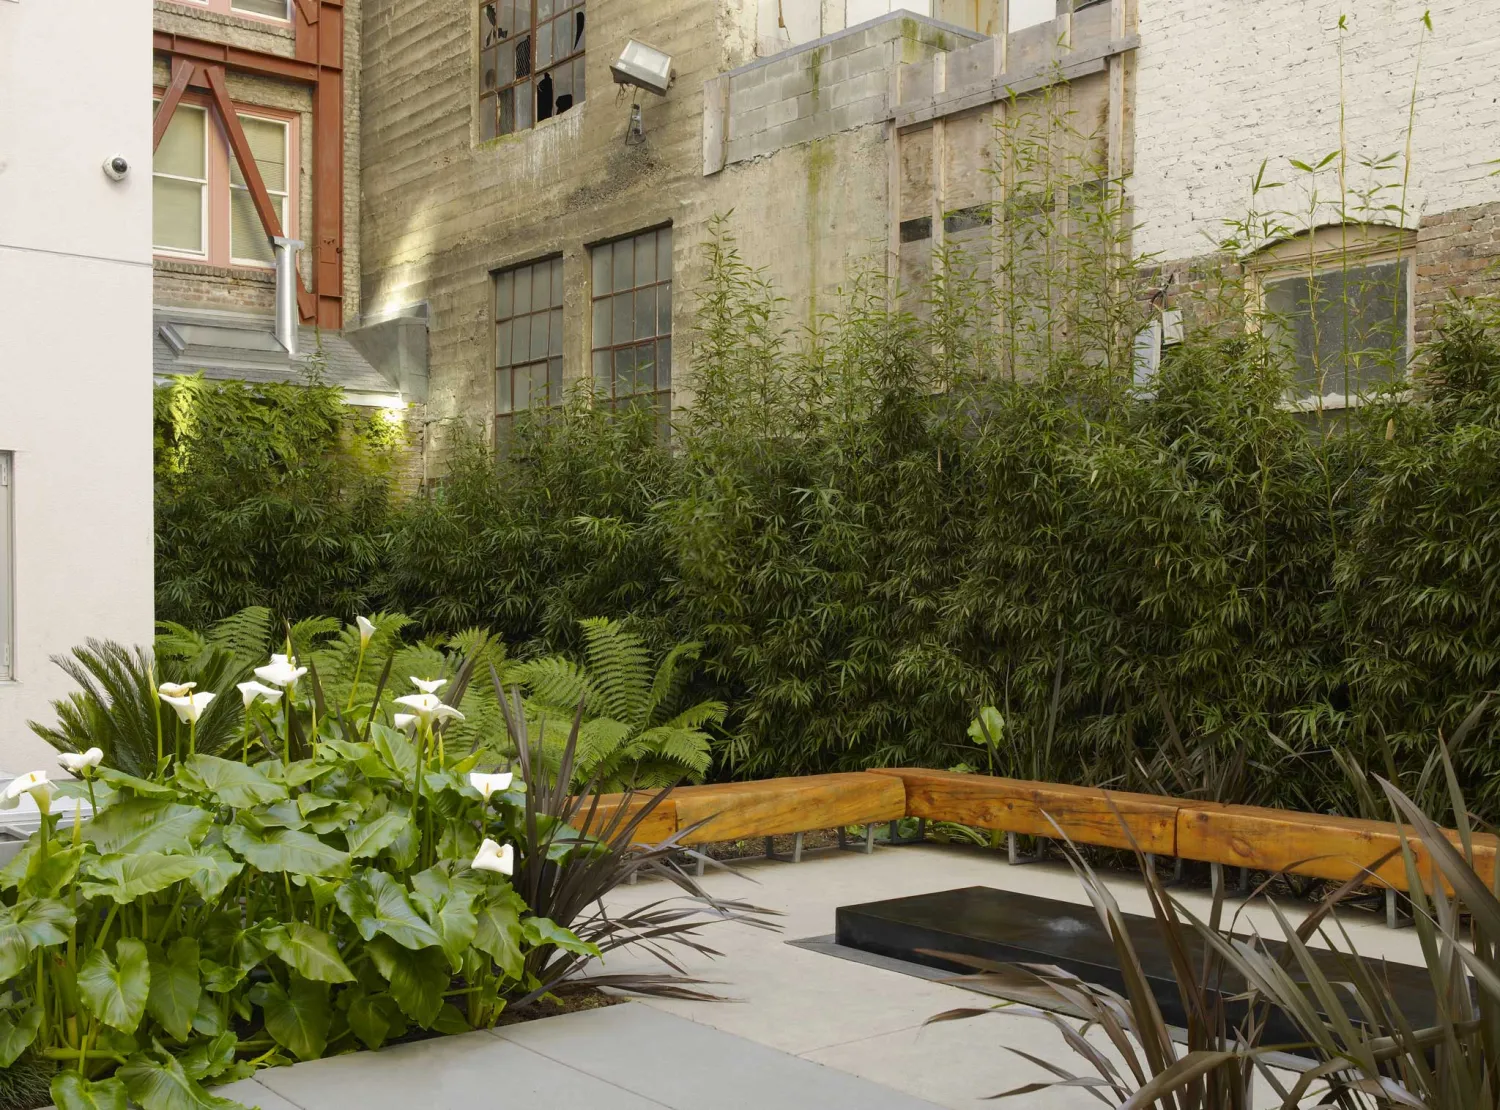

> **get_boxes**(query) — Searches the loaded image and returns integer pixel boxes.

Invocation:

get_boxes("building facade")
[331,0,1500,466]
[150,0,424,407]
[0,0,156,769]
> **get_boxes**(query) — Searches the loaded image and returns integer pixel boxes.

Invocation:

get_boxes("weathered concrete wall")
[359,0,755,463]
[151,0,362,319]
[1131,0,1500,262]
[718,15,975,167]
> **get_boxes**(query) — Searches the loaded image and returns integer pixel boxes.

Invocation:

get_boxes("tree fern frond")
[644,641,705,728]
[660,700,727,733]
[578,618,652,726]
[512,657,598,717]
[205,606,275,668]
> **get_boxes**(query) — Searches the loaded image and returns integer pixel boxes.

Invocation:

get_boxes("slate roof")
[153,306,400,402]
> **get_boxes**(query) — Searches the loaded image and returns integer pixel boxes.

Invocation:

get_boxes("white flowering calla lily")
[469,772,514,800]
[393,713,418,732]
[410,677,448,695]
[392,692,464,726]
[161,691,216,723]
[357,616,377,646]
[157,681,197,698]
[254,654,308,688]
[57,748,104,775]
[1,771,54,814]
[237,680,284,709]
[471,838,514,876]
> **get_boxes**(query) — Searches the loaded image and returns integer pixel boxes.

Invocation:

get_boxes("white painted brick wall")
[1132,0,1500,261]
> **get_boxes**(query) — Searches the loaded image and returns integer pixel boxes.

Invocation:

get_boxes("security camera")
[102,156,130,181]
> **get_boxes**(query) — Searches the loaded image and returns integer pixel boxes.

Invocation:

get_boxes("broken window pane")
[482,2,501,47]
[516,87,533,129]
[480,94,498,140]
[498,41,516,86]
[538,0,553,18]
[537,72,555,121]
[552,64,574,115]
[573,11,585,53]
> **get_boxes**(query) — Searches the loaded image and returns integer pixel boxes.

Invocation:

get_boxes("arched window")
[1249,223,1415,410]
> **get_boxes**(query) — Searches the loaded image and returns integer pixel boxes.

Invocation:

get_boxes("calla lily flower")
[157,681,197,698]
[1,771,54,814]
[161,691,216,723]
[237,680,284,709]
[469,772,515,800]
[393,714,418,732]
[472,838,514,876]
[57,748,103,775]
[410,677,448,695]
[392,693,465,726]
[357,616,377,646]
[254,653,308,688]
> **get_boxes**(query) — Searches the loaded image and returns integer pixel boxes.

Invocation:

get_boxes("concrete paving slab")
[252,1028,670,1110]
[492,1002,946,1110]
[211,1078,307,1110]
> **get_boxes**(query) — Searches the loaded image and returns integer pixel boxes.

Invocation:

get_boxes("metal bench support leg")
[1386,887,1412,930]
[765,832,804,864]
[838,824,876,854]
[1007,832,1048,866]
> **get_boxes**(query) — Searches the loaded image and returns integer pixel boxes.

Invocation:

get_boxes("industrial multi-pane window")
[495,257,565,443]
[0,453,11,682]
[590,227,672,428]
[479,1,586,140]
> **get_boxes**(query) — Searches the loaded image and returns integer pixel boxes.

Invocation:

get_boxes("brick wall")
[1416,201,1500,340]
[1131,0,1500,263]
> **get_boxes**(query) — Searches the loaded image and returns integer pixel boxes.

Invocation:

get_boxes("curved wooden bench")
[672,772,907,844]
[868,767,1179,855]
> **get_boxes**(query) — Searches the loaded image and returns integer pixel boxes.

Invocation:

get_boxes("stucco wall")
[1131,0,1500,261]
[0,0,156,769]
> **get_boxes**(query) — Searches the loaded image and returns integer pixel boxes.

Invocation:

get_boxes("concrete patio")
[216,842,1429,1110]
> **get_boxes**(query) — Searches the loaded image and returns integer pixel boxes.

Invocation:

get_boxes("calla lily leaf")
[222,825,350,879]
[78,939,151,1033]
[473,888,527,981]
[86,798,214,856]
[412,867,481,970]
[318,738,394,781]
[147,938,201,1042]
[0,843,84,899]
[184,845,245,902]
[0,896,75,975]
[263,923,355,983]
[118,1047,247,1110]
[366,935,447,1028]
[346,807,411,860]
[177,756,287,809]
[0,1002,41,1068]
[50,1073,130,1110]
[335,868,442,950]
[94,768,176,798]
[341,987,405,1050]
[254,977,331,1061]
[79,854,205,904]
[176,1031,237,1083]
[370,724,418,783]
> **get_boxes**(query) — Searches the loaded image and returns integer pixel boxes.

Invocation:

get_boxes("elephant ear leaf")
[78,939,151,1033]
[521,916,601,958]
[0,1002,42,1067]
[50,1073,130,1110]
[366,936,447,1028]
[334,868,441,950]
[86,798,213,856]
[177,756,288,809]
[119,1048,249,1110]
[263,923,355,983]
[147,938,201,1042]
[254,977,331,1061]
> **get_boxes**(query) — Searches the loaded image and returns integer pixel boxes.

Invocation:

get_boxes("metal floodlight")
[611,39,673,96]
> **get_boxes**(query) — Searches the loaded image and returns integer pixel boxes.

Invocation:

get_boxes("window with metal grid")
[479,0,586,140]
[590,227,672,430]
[495,256,565,444]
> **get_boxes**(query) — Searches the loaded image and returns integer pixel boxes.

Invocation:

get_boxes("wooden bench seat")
[671,773,907,845]
[868,767,1179,855]
[569,793,678,847]
[1177,802,1498,894]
